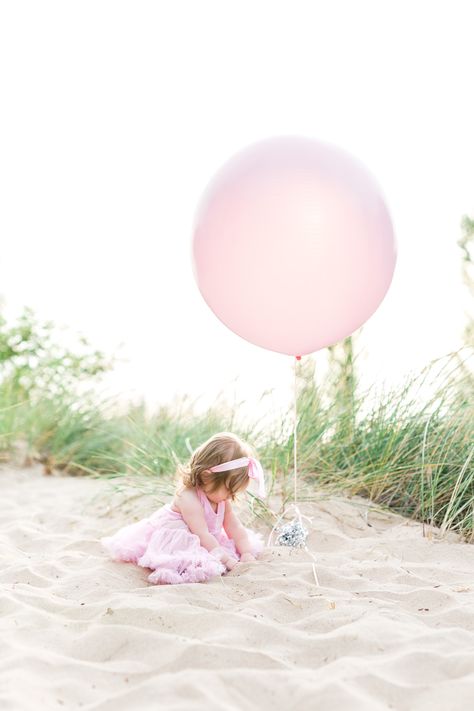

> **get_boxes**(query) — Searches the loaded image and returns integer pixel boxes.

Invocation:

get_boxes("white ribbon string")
[294,356,298,504]
[265,356,320,587]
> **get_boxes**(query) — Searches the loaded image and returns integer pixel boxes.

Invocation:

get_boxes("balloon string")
[294,355,300,505]
[267,355,320,587]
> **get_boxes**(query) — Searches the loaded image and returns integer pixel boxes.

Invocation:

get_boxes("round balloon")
[191,135,397,356]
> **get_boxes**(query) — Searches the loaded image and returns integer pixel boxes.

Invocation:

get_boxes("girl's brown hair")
[174,431,256,501]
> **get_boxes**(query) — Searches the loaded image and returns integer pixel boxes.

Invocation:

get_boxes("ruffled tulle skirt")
[100,504,265,585]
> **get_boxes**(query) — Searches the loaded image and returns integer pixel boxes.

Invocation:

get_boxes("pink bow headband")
[209,456,266,498]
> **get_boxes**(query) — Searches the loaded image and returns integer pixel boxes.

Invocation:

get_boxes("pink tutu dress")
[100,485,265,585]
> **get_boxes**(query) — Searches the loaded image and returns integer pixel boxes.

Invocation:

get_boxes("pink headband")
[209,456,266,498]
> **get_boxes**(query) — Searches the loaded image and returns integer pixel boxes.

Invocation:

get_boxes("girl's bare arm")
[178,490,222,552]
[223,500,253,556]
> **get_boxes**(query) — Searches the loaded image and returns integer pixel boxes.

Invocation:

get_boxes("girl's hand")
[225,556,239,570]
[239,552,256,563]
[209,546,229,563]
[210,546,237,570]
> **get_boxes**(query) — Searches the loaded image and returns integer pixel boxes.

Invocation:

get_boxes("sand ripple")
[1,464,474,710]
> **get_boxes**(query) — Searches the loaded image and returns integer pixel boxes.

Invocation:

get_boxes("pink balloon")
[191,135,397,356]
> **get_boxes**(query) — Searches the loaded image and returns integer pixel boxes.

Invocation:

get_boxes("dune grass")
[289,347,473,541]
[1,307,473,542]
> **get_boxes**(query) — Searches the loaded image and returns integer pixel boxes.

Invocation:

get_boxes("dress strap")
[196,486,224,517]
[196,486,210,511]
[216,500,225,529]
[196,486,205,507]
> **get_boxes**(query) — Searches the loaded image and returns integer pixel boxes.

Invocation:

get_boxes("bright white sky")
[0,1,473,433]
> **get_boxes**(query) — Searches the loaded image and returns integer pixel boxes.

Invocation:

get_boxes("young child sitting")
[100,431,266,584]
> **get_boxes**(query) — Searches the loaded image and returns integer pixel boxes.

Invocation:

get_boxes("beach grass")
[1,306,473,542]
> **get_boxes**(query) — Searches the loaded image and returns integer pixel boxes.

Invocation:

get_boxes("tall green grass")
[1,306,473,542]
[286,347,473,542]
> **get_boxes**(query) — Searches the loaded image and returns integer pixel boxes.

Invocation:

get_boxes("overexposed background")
[0,1,472,431]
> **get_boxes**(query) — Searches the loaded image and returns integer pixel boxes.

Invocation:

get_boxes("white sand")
[1,463,474,710]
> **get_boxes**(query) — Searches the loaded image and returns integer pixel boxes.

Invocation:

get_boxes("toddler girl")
[100,431,266,584]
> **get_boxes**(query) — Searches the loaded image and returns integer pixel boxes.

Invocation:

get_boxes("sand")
[1,462,474,710]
